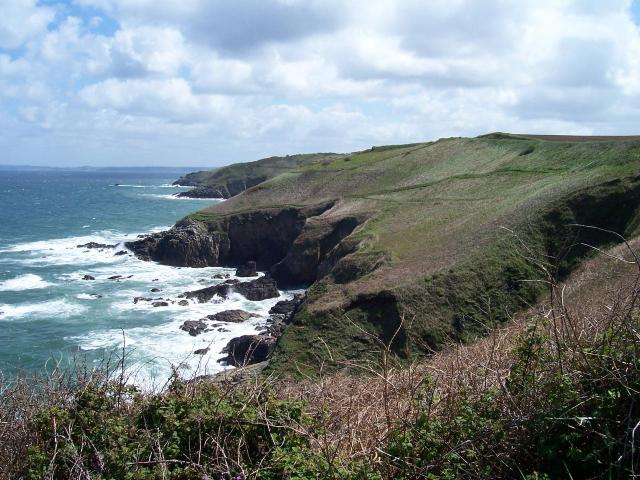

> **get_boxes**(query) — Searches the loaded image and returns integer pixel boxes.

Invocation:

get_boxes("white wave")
[0,299,87,320]
[76,293,102,300]
[0,229,170,266]
[138,193,218,201]
[111,184,186,188]
[71,288,296,390]
[0,274,53,291]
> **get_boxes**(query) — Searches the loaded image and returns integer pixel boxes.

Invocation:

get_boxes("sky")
[2,1,640,167]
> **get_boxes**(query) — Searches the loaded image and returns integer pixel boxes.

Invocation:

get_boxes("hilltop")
[129,133,640,374]
[173,152,339,198]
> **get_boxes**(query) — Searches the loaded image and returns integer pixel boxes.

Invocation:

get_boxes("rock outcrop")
[235,261,257,277]
[234,276,279,301]
[125,220,226,267]
[126,202,365,288]
[180,320,208,336]
[221,335,277,366]
[178,283,231,303]
[205,310,256,323]
[269,293,305,323]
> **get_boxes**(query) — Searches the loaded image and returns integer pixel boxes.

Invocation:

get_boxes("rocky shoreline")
[124,202,365,287]
[175,276,305,366]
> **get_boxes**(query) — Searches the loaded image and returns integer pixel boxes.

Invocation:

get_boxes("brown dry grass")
[1,234,638,478]
[273,233,640,470]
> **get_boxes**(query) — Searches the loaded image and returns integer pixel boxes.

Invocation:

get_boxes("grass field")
[180,134,640,374]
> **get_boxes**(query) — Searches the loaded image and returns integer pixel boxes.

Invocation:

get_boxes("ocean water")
[0,169,294,388]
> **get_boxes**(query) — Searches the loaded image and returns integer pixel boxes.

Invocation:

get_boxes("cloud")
[1,0,640,166]
[0,0,55,49]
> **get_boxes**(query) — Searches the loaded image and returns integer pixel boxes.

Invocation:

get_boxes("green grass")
[178,135,640,373]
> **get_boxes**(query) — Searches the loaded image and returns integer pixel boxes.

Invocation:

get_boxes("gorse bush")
[2,237,639,479]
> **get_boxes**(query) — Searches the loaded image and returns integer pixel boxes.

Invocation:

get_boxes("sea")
[0,168,295,389]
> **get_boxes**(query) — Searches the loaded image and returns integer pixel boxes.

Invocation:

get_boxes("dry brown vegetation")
[1,235,639,478]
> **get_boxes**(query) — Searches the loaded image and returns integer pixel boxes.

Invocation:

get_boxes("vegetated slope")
[6,234,639,479]
[174,152,340,198]
[133,133,640,374]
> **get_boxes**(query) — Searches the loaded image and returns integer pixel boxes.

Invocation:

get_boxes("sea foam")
[0,274,53,291]
[0,299,87,320]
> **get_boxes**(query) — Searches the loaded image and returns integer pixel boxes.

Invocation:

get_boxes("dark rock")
[224,278,240,285]
[108,275,122,280]
[82,274,95,280]
[262,317,287,336]
[125,220,226,267]
[205,310,256,323]
[180,320,207,336]
[114,250,128,256]
[268,293,305,322]
[126,206,329,273]
[235,261,257,277]
[178,283,231,303]
[178,300,189,306]
[133,296,151,304]
[221,335,277,366]
[234,276,279,301]
[212,274,225,279]
[150,287,161,292]
[152,278,159,282]
[77,242,116,249]
[194,347,210,355]
[152,301,169,307]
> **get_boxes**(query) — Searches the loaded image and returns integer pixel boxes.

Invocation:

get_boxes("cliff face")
[127,201,368,287]
[175,176,267,199]
[130,134,640,375]
[174,153,339,199]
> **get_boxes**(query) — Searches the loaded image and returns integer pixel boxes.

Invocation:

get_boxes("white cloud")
[0,0,55,49]
[2,1,640,166]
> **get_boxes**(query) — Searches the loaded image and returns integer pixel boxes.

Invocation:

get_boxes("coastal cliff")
[174,153,339,198]
[129,133,640,374]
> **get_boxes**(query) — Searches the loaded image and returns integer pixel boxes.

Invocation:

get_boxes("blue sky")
[2,0,640,167]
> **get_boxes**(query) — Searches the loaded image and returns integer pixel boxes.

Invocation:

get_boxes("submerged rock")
[177,299,189,306]
[114,250,128,256]
[235,261,257,277]
[221,335,277,366]
[77,242,116,249]
[82,274,95,281]
[152,301,169,307]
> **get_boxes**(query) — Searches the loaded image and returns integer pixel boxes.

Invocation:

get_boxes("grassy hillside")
[181,133,640,374]
[4,230,639,479]
[174,152,340,198]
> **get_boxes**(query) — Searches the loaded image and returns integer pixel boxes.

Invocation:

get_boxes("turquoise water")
[0,169,292,387]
